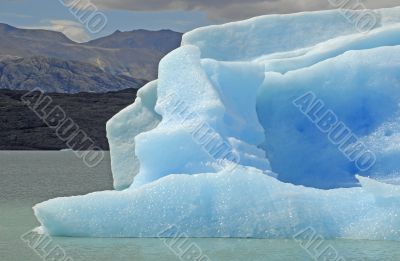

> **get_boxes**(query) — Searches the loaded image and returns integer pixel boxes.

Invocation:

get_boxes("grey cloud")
[86,0,399,21]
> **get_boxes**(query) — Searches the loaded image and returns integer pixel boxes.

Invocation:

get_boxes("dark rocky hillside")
[0,23,180,150]
[0,88,137,150]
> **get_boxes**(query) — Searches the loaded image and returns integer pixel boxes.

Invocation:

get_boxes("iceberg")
[34,7,400,240]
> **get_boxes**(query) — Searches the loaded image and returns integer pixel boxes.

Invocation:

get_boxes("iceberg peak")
[34,7,400,240]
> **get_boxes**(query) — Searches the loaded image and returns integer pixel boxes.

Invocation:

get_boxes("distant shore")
[0,88,137,150]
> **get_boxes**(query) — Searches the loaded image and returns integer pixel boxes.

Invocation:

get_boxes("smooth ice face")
[132,46,270,188]
[35,7,400,239]
[182,7,400,61]
[107,81,161,190]
[258,45,400,188]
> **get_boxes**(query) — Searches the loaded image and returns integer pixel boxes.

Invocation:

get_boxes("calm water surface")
[0,151,399,261]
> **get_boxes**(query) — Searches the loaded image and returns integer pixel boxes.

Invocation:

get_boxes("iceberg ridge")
[34,7,400,240]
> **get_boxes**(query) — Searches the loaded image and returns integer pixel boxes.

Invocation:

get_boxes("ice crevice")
[34,7,400,240]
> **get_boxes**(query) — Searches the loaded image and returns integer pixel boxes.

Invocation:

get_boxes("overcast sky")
[0,0,398,42]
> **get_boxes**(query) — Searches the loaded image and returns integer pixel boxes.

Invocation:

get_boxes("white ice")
[34,7,400,240]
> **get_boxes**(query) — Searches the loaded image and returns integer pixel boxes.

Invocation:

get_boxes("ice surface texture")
[35,7,400,239]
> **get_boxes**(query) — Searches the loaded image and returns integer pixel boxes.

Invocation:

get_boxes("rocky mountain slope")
[0,56,147,93]
[0,23,182,83]
[0,23,181,150]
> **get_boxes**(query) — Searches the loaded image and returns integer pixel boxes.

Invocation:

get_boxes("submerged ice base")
[34,167,400,240]
[35,7,400,239]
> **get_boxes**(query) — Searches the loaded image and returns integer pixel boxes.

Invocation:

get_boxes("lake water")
[1,151,399,261]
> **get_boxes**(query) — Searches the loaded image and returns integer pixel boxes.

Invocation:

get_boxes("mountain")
[0,24,182,149]
[0,56,146,93]
[0,88,138,150]
[0,23,182,84]
[0,23,73,44]
[86,29,183,53]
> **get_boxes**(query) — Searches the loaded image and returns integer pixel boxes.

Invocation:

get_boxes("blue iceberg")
[34,7,400,240]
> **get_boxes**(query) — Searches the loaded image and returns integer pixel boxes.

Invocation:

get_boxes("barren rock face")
[0,23,182,82]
